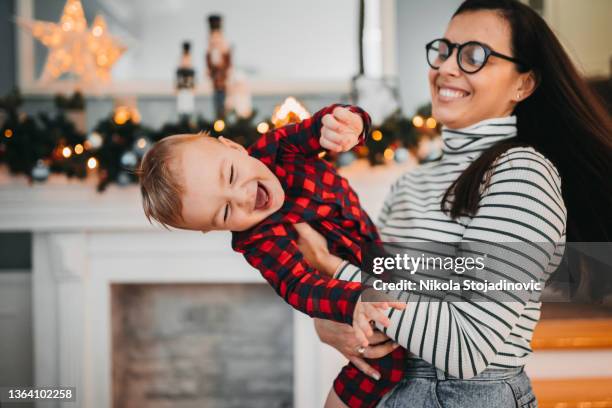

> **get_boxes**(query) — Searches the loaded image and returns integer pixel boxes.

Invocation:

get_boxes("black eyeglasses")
[425,38,526,74]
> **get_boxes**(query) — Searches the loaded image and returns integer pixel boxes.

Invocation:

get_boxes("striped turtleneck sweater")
[337,115,567,378]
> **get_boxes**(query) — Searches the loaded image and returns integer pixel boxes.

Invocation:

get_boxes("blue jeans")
[377,358,537,408]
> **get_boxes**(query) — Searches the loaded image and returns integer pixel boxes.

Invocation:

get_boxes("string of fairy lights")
[0,91,440,191]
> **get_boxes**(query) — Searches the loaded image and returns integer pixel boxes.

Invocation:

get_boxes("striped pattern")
[337,115,567,379]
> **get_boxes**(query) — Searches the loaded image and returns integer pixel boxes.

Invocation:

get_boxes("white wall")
[81,0,359,82]
[395,0,462,115]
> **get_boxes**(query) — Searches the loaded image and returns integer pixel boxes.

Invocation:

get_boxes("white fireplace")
[33,229,338,408]
[0,160,415,408]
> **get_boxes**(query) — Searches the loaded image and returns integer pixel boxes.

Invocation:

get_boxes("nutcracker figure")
[176,41,195,120]
[206,14,231,119]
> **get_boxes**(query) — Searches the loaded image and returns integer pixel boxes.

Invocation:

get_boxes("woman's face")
[429,10,531,129]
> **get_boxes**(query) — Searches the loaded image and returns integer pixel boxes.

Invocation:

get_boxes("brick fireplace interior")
[111,283,293,408]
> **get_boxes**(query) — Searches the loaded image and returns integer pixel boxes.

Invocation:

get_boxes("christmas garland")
[0,89,438,192]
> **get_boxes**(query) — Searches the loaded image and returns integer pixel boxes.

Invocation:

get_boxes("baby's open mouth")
[255,182,270,210]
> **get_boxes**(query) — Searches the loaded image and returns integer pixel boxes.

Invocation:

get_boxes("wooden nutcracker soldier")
[176,41,195,121]
[206,14,231,119]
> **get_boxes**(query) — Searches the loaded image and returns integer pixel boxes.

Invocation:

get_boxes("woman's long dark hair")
[441,0,612,299]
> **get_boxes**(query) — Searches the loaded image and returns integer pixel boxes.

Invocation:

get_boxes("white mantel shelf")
[0,158,415,232]
[0,170,154,232]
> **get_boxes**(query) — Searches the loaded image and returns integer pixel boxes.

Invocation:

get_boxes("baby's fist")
[320,107,364,153]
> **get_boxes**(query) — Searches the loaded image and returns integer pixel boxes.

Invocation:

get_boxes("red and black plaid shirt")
[231,104,405,407]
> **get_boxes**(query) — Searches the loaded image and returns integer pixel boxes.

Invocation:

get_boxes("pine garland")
[0,88,437,191]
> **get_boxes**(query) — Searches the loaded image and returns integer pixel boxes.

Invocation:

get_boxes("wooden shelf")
[534,303,612,350]
[532,378,612,408]
[532,318,612,350]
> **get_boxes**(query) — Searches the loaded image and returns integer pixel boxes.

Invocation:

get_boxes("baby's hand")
[320,106,364,153]
[352,296,406,347]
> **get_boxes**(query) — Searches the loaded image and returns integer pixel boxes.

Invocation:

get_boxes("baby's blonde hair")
[136,131,208,229]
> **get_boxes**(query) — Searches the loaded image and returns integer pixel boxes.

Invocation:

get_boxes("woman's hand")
[314,318,400,381]
[295,222,343,277]
[352,296,406,348]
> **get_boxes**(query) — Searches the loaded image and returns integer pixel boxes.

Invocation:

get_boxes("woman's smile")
[436,84,472,102]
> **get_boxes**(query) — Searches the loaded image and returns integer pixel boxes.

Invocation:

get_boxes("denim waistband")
[404,357,524,381]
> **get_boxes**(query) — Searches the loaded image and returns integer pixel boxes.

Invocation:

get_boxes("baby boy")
[137,104,406,407]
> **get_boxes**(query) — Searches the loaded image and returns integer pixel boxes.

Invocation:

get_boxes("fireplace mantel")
[0,160,414,408]
[0,171,154,232]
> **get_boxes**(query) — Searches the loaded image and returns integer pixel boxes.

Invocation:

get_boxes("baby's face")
[175,136,284,232]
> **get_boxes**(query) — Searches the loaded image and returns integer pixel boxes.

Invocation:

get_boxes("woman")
[297,0,612,407]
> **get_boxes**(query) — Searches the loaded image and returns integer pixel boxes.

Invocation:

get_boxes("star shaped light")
[88,15,126,81]
[17,0,126,83]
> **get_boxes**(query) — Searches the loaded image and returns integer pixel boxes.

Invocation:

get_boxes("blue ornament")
[394,147,409,163]
[336,151,356,167]
[120,151,138,169]
[31,159,50,182]
[117,171,132,186]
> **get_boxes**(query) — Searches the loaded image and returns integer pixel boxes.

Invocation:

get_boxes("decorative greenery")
[54,91,86,111]
[365,109,418,165]
[0,88,440,191]
[0,89,86,178]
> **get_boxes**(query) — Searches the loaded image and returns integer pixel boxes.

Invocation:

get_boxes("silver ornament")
[336,151,356,167]
[117,171,132,186]
[31,159,50,182]
[120,151,138,169]
[394,147,409,163]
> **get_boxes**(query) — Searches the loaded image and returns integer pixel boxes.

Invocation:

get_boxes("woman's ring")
[356,346,366,355]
